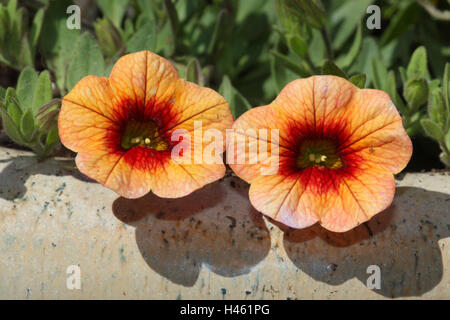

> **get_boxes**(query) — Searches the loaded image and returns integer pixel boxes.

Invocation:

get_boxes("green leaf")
[19,38,33,67]
[348,74,366,89]
[126,21,157,53]
[330,0,370,50]
[380,2,420,46]
[371,58,388,91]
[97,0,129,29]
[443,63,450,112]
[445,130,450,152]
[16,67,38,110]
[386,70,406,115]
[287,34,308,58]
[428,87,446,129]
[40,0,81,94]
[404,77,429,112]
[270,51,311,77]
[349,37,380,86]
[5,87,19,109]
[7,101,22,126]
[406,46,430,80]
[0,106,25,145]
[276,0,326,31]
[94,17,122,59]
[335,23,362,70]
[207,9,226,55]
[421,119,444,142]
[218,75,251,119]
[66,33,105,92]
[322,61,347,79]
[32,71,52,115]
[399,66,407,85]
[45,127,59,152]
[29,8,44,54]
[20,109,35,142]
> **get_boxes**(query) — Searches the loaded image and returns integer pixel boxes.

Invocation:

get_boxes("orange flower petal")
[229,75,412,232]
[59,76,121,153]
[248,163,395,232]
[272,76,412,173]
[109,50,180,112]
[227,105,290,182]
[59,51,233,199]
[338,89,412,173]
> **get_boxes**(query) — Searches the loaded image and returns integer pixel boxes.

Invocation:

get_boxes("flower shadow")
[282,186,450,298]
[112,177,271,287]
[0,154,94,201]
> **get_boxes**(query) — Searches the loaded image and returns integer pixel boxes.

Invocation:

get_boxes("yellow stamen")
[309,154,315,162]
[144,138,151,145]
[320,155,327,162]
[131,137,142,144]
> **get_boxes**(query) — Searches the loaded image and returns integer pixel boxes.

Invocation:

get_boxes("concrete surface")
[0,146,448,299]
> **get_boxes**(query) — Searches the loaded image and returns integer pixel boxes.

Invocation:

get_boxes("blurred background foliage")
[0,0,449,169]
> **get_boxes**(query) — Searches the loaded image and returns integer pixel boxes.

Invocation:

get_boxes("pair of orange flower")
[59,50,412,232]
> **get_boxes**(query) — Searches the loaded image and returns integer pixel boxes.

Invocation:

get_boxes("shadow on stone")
[283,186,450,298]
[112,177,271,287]
[0,155,94,201]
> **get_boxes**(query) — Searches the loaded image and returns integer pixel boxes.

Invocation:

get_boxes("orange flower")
[228,76,412,232]
[58,51,233,199]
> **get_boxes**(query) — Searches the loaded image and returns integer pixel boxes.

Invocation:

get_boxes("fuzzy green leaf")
[443,63,450,111]
[0,106,25,145]
[66,33,105,92]
[97,0,129,29]
[32,71,52,115]
[421,119,444,142]
[287,34,308,58]
[428,87,446,129]
[39,0,81,94]
[406,46,430,80]
[445,130,450,152]
[7,101,22,126]
[126,20,157,53]
[404,77,429,112]
[16,67,38,110]
[20,109,35,142]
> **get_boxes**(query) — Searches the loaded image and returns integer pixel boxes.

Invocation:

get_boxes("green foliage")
[219,75,251,119]
[66,33,105,92]
[0,67,60,157]
[420,63,450,167]
[0,0,448,168]
[0,0,44,69]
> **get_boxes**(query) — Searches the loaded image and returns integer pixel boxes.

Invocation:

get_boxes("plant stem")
[416,0,450,21]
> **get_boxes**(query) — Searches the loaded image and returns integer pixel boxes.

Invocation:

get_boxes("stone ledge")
[0,147,449,299]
